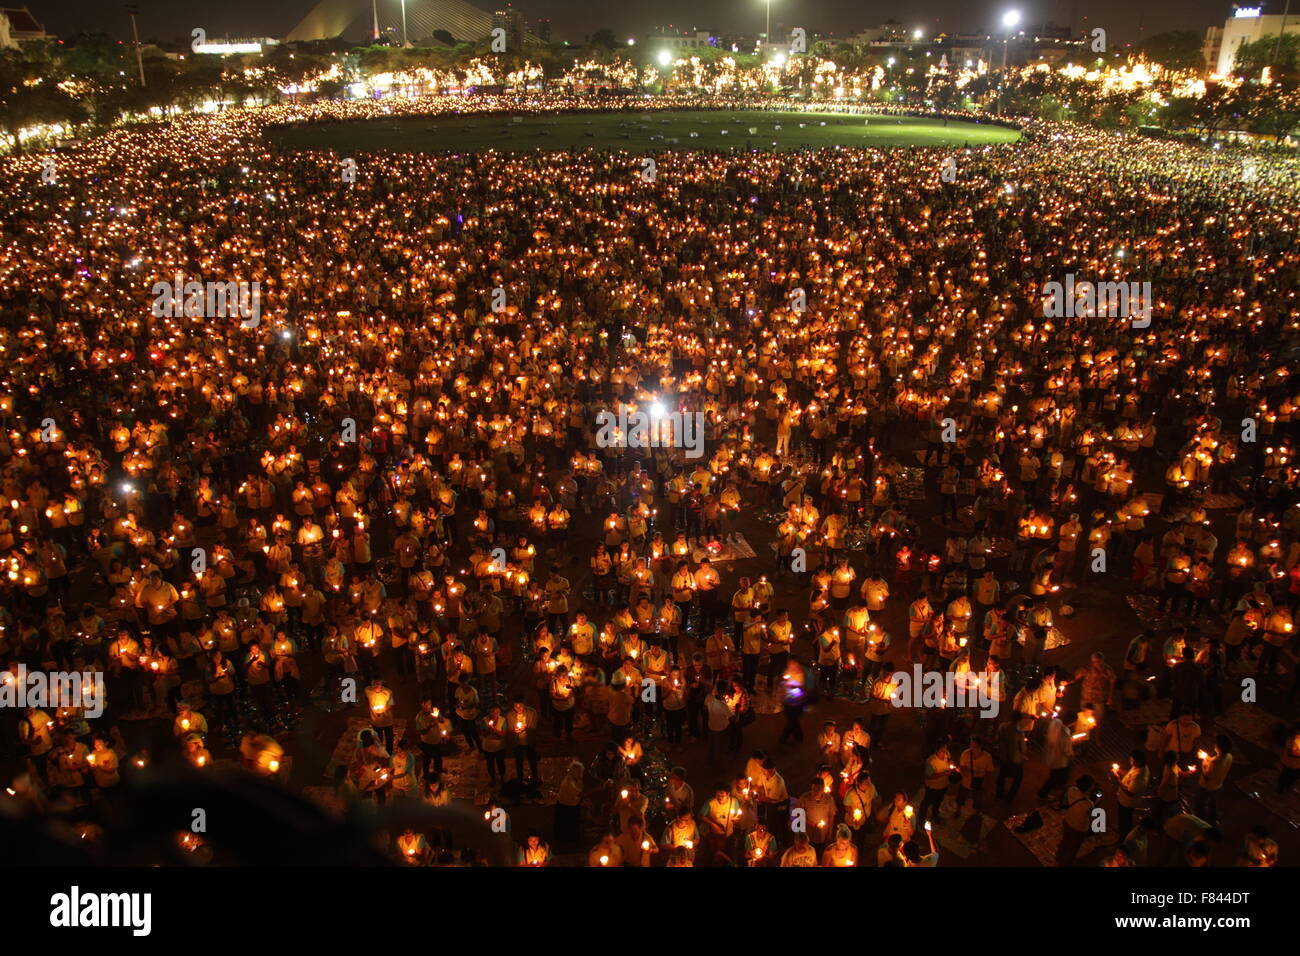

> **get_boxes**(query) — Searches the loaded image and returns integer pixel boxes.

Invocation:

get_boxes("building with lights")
[191,38,280,55]
[843,21,1081,69]
[1204,5,1300,75]
[645,31,715,52]
[492,7,524,47]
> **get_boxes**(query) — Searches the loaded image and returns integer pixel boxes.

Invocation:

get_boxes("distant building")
[192,37,279,55]
[844,21,1080,68]
[0,6,47,49]
[645,30,713,52]
[492,7,523,46]
[1203,26,1224,72]
[533,17,551,43]
[1206,6,1300,75]
[850,20,908,45]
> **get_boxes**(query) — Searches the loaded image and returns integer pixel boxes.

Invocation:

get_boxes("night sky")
[25,0,1260,47]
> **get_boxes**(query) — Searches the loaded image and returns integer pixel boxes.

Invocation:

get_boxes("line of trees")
[1,28,1297,153]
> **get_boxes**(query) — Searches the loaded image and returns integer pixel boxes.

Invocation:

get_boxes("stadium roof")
[286,0,497,44]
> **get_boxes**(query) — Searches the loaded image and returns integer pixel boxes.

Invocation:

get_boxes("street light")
[762,0,773,43]
[657,49,673,67]
[913,28,923,40]
[125,4,145,87]
[999,9,1021,114]
[399,0,408,47]
[1001,8,1021,68]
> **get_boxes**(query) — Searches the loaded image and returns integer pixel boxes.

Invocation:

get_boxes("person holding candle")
[1260,603,1295,679]
[478,704,509,785]
[821,823,858,867]
[702,783,740,863]
[508,695,540,784]
[752,757,790,835]
[543,565,571,635]
[366,678,396,752]
[617,817,658,867]
[1037,714,1076,804]
[390,736,421,801]
[954,737,994,817]
[205,651,237,730]
[1193,736,1232,825]
[798,776,837,855]
[1111,749,1148,840]
[588,832,624,868]
[902,826,941,867]
[416,699,454,779]
[397,828,431,866]
[519,831,551,867]
[87,737,120,791]
[662,807,700,863]
[453,680,483,754]
[918,741,954,827]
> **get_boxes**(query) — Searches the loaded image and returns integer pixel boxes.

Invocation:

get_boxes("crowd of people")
[0,92,1296,867]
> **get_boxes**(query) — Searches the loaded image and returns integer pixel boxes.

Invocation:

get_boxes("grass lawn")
[269,109,1020,154]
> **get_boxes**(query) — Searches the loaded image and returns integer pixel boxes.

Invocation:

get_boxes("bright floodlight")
[650,400,667,418]
[657,49,672,66]
[887,57,896,66]
[772,51,786,67]
[913,28,923,40]
[120,482,134,495]
[1002,9,1021,29]
[627,38,635,46]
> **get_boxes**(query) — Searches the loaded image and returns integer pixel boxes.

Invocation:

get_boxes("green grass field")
[270,109,1020,154]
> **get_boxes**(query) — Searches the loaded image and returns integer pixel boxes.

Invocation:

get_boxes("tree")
[1232,81,1300,139]
[589,29,618,50]
[1038,94,1073,123]
[0,46,85,151]
[432,30,455,47]
[1233,33,1300,83]
[1136,31,1204,72]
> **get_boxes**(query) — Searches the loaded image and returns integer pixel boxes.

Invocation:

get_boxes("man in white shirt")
[705,684,734,769]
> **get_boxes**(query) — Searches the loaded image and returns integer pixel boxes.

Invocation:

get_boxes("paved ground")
[295,469,1290,863]
[67,424,1297,866]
